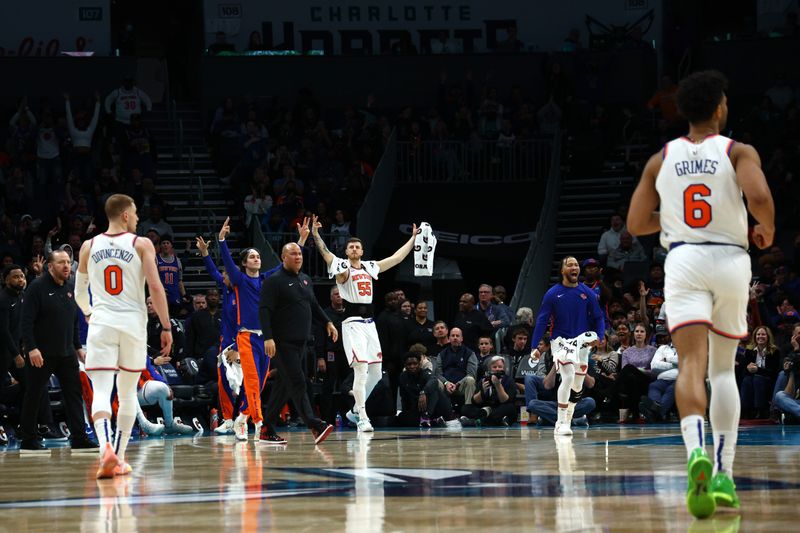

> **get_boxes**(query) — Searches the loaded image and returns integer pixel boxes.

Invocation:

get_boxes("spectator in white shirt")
[597,213,638,262]
[104,76,152,126]
[64,92,101,184]
[606,230,647,271]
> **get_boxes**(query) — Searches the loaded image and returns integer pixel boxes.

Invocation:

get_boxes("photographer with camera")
[773,325,800,423]
[459,356,517,426]
[773,352,800,423]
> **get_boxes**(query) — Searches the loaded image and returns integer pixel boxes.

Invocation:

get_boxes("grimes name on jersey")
[674,159,719,176]
[91,248,135,263]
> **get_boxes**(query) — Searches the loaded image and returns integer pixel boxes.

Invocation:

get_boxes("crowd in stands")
[207,90,383,259]
[573,68,800,425]
[3,50,800,441]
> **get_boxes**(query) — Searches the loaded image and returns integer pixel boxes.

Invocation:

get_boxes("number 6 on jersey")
[683,184,712,228]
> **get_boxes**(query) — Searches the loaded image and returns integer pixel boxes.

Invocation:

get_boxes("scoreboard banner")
[203,0,661,55]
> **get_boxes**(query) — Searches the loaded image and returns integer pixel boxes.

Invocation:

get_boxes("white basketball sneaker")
[233,414,249,441]
[356,419,374,433]
[214,419,234,435]
[555,421,573,436]
[345,410,360,426]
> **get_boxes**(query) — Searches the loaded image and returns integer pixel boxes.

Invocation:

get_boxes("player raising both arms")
[627,70,774,519]
[311,216,418,432]
[76,194,172,479]
[216,216,312,442]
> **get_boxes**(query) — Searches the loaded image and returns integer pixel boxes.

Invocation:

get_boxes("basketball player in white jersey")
[311,216,417,432]
[627,71,774,519]
[75,194,172,479]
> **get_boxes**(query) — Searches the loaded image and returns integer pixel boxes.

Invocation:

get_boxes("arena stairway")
[147,103,238,294]
[548,142,651,282]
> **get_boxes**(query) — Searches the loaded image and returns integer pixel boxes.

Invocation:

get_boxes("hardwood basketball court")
[1,425,798,531]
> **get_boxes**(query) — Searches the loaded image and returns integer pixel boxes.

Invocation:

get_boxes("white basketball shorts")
[664,244,750,339]
[342,318,383,365]
[85,323,147,373]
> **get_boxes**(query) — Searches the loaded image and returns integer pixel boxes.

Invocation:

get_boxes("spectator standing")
[64,93,101,184]
[453,293,493,353]
[105,76,152,127]
[406,301,437,357]
[156,235,186,317]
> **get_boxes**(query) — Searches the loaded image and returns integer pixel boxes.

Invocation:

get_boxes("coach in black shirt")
[259,242,337,443]
[19,251,95,451]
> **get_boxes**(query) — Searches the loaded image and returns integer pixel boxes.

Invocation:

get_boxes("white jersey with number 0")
[656,134,748,250]
[88,232,147,335]
[329,257,381,304]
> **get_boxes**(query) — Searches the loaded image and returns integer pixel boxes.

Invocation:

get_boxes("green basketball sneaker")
[711,472,740,509]
[686,448,716,519]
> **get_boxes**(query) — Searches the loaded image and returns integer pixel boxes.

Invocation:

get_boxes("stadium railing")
[395,137,551,184]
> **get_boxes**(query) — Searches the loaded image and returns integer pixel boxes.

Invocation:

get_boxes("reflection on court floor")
[1,425,799,531]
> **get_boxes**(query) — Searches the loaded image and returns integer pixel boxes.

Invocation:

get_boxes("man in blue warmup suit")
[529,256,605,435]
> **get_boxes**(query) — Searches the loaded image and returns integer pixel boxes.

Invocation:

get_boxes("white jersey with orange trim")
[656,134,748,250]
[329,257,381,304]
[88,232,147,335]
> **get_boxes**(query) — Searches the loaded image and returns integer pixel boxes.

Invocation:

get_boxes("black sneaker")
[259,433,287,445]
[38,425,68,441]
[70,437,99,452]
[19,439,48,453]
[311,423,334,445]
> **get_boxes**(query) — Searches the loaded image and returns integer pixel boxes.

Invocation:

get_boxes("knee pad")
[569,389,583,403]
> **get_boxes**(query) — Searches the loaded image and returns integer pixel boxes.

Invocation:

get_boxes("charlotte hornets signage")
[203,0,662,55]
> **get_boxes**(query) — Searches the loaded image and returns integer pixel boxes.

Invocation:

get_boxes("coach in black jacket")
[259,243,337,443]
[19,251,94,451]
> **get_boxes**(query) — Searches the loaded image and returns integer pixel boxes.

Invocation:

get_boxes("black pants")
[19,354,87,442]
[317,350,352,423]
[264,340,325,433]
[617,365,656,411]
[461,402,517,425]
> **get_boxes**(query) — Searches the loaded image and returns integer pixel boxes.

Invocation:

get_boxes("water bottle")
[335,413,343,428]
[210,408,219,431]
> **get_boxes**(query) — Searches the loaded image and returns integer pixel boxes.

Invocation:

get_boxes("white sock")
[94,418,112,455]
[566,402,576,424]
[115,370,140,462]
[708,334,741,478]
[557,406,568,425]
[352,362,368,420]
[557,364,575,405]
[114,412,135,462]
[680,415,705,458]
